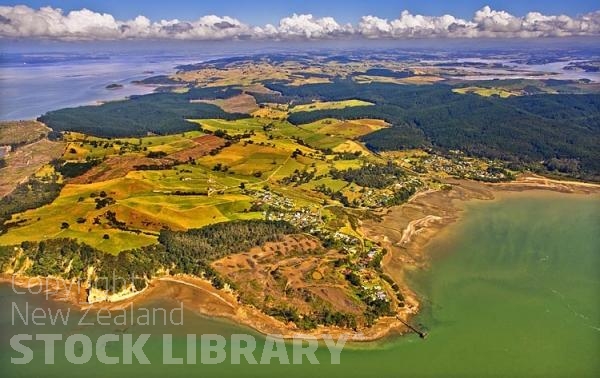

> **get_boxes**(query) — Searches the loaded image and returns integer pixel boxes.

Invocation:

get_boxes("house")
[0,145,11,158]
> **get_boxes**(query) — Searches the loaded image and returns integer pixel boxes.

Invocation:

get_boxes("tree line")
[0,219,297,293]
[39,86,248,138]
[272,79,600,181]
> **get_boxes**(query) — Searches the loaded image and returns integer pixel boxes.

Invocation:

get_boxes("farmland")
[0,54,542,258]
[452,86,519,97]
[0,121,65,197]
[3,51,596,334]
[0,96,511,258]
[195,93,259,114]
[289,99,373,113]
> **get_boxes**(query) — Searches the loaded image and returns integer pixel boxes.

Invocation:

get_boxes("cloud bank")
[1,5,599,40]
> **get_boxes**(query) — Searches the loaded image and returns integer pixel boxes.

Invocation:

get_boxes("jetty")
[396,316,428,339]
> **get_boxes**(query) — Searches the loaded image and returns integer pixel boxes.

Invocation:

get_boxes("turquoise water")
[1,193,598,377]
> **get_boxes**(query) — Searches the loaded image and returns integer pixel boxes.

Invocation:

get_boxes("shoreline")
[360,174,600,339]
[0,272,413,342]
[2,174,599,342]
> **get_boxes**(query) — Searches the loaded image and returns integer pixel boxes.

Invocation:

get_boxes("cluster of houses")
[265,207,322,230]
[363,285,389,303]
[417,154,509,181]
[253,189,295,211]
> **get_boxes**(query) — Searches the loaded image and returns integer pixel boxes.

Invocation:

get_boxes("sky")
[2,0,600,24]
[1,1,599,40]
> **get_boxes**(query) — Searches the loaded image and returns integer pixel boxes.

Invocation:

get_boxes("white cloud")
[0,5,121,39]
[0,5,599,40]
[0,5,254,40]
[388,11,475,37]
[276,14,353,39]
[472,6,600,37]
[358,16,392,38]
[357,7,600,38]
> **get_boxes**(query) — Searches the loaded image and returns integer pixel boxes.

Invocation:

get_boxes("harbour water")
[0,192,598,377]
[0,50,201,120]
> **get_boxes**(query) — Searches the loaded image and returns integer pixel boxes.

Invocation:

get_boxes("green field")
[190,118,267,135]
[299,118,388,138]
[289,99,374,113]
[0,78,521,257]
[0,115,379,253]
[63,130,205,160]
[452,86,519,98]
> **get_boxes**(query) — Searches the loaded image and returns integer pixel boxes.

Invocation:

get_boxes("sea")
[1,192,598,377]
[2,38,600,121]
[0,42,234,121]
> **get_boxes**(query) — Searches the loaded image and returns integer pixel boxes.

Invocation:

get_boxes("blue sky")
[2,0,599,24]
[1,1,599,40]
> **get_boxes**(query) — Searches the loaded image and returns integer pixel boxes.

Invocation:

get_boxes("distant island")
[105,83,123,90]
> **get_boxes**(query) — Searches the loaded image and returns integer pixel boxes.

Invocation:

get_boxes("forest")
[157,219,297,280]
[0,219,297,292]
[53,159,102,178]
[276,80,600,180]
[0,175,63,231]
[331,161,407,189]
[38,87,247,138]
[34,76,600,180]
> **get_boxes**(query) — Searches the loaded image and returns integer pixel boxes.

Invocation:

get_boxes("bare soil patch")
[168,135,226,162]
[0,139,65,196]
[212,234,363,315]
[70,156,173,184]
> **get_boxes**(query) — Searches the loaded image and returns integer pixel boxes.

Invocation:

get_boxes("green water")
[1,193,599,377]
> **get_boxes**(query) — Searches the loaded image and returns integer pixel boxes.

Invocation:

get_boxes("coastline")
[363,174,600,274]
[360,174,600,339]
[2,174,599,342]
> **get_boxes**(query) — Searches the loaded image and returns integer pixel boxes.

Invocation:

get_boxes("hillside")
[2,53,599,335]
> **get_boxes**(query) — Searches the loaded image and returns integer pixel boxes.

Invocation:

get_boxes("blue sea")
[0,45,219,120]
[0,40,294,120]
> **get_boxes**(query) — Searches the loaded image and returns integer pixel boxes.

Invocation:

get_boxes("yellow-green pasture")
[299,177,349,192]
[190,118,267,136]
[191,118,353,151]
[126,164,244,193]
[196,142,290,178]
[452,86,520,98]
[0,164,263,253]
[0,178,158,254]
[329,158,364,171]
[299,118,388,139]
[62,130,205,160]
[289,99,373,113]
[119,193,260,230]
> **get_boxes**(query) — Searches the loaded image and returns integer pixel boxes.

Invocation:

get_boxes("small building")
[0,145,11,158]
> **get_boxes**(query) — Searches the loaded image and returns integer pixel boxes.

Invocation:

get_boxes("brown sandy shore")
[2,174,599,342]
